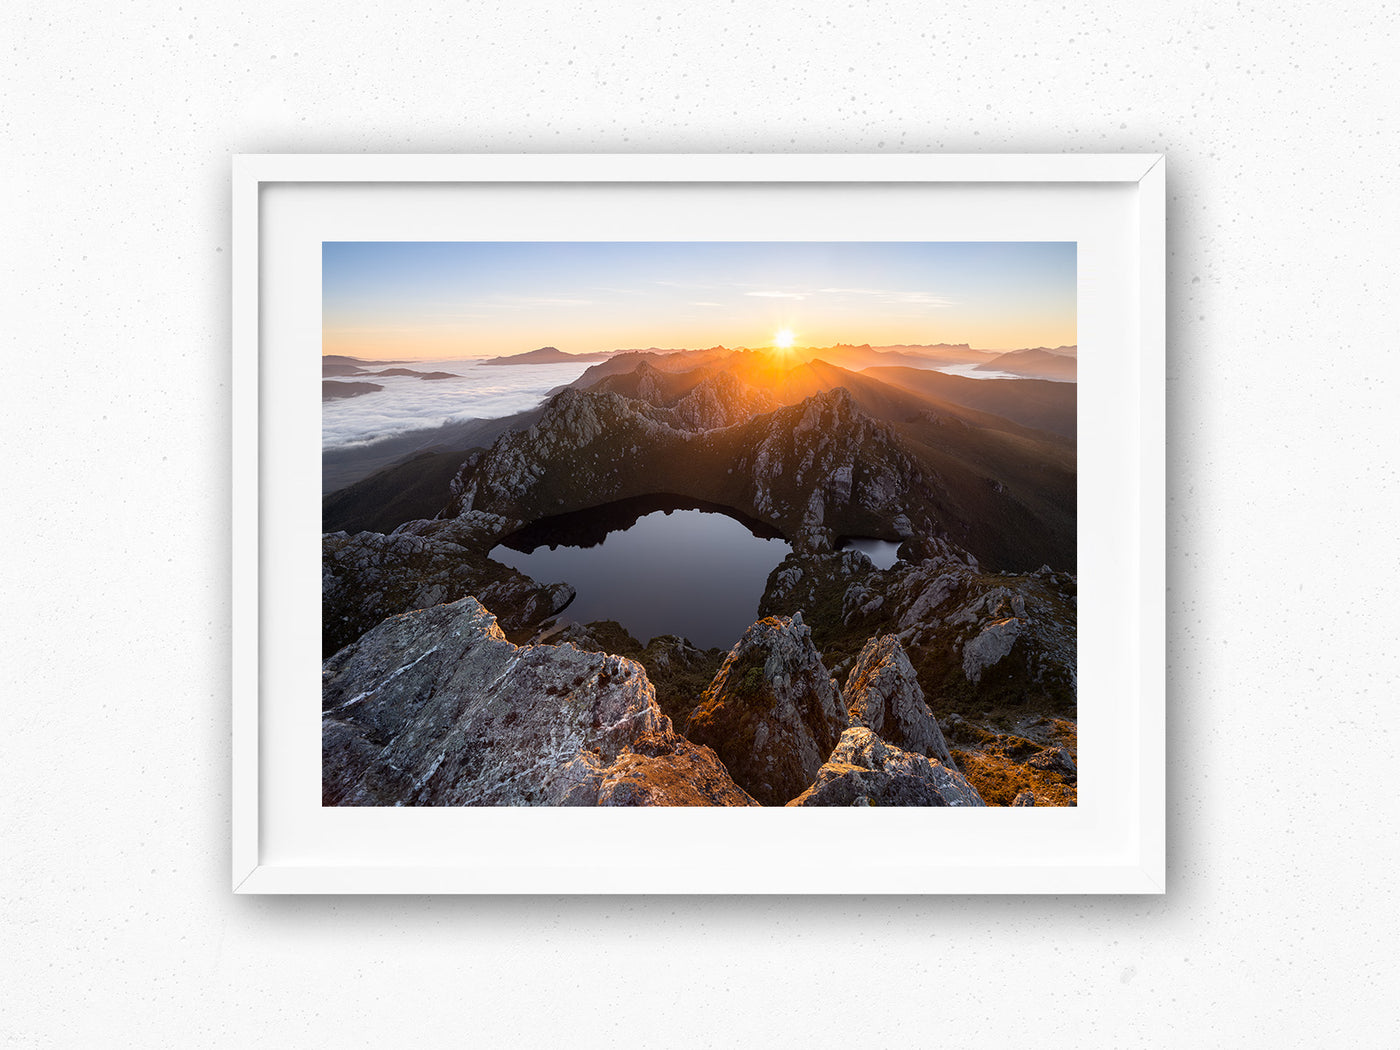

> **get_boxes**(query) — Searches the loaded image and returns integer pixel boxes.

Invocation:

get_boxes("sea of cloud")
[931,363,1026,381]
[322,359,594,449]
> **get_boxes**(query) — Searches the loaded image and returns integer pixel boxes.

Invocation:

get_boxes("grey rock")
[322,596,757,807]
[1011,790,1037,806]
[961,618,1022,684]
[843,634,956,769]
[786,728,984,807]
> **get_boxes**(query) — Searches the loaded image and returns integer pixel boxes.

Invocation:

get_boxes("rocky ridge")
[322,529,574,657]
[428,384,949,563]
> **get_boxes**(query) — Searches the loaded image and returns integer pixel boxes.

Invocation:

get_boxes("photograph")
[321,241,1079,808]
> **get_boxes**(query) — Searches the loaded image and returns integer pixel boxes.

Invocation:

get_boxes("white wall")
[4,1,1397,1045]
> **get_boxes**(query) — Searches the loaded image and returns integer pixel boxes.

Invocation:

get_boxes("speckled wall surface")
[4,1,1397,1045]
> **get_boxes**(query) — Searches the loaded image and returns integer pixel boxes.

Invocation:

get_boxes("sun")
[773,328,796,349]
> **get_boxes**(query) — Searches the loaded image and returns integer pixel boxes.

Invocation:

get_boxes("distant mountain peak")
[480,346,615,366]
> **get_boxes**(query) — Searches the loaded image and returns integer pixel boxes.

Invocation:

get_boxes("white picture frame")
[233,153,1165,894]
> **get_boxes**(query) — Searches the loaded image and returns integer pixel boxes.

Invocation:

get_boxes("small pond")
[837,536,903,570]
[490,495,791,650]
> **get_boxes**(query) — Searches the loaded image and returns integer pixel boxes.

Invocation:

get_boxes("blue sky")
[323,241,1076,358]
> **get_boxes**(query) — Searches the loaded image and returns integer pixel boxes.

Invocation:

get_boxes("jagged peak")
[843,633,955,768]
[787,385,880,437]
[540,384,621,416]
[809,385,856,410]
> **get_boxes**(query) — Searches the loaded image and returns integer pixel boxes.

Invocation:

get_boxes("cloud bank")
[322,360,594,449]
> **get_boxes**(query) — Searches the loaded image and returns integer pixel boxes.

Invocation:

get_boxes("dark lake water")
[490,496,791,650]
[837,537,902,570]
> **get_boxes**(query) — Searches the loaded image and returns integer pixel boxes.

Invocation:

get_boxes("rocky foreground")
[324,597,986,807]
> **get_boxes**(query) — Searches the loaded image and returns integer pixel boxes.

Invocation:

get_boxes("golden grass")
[952,748,1077,807]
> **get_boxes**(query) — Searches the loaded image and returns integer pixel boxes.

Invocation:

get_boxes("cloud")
[744,290,807,300]
[503,297,595,307]
[691,301,724,307]
[322,359,596,449]
[819,287,955,308]
[889,292,955,308]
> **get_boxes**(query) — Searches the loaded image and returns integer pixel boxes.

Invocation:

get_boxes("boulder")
[787,727,985,807]
[843,634,955,768]
[322,596,756,806]
[961,617,1022,684]
[586,730,758,806]
[685,613,847,806]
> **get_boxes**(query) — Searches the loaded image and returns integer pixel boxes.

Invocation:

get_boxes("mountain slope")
[860,365,1077,439]
[323,449,477,534]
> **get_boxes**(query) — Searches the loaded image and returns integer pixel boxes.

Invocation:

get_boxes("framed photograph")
[233,154,1164,893]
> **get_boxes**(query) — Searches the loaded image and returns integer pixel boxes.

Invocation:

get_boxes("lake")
[490,497,791,650]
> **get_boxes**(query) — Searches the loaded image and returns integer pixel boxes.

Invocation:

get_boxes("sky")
[322,242,1076,359]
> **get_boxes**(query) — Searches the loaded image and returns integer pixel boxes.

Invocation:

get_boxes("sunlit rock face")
[786,727,984,808]
[684,613,847,806]
[322,597,756,807]
[842,634,956,769]
[608,364,780,432]
[664,371,780,431]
